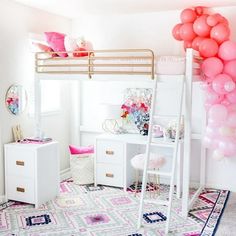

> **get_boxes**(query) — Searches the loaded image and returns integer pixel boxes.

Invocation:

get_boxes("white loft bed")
[34,48,205,217]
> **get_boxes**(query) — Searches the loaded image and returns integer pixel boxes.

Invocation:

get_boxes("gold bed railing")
[35,49,155,79]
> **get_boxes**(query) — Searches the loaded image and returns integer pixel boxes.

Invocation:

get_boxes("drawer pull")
[106,173,114,178]
[16,160,24,166]
[16,187,25,193]
[105,150,114,155]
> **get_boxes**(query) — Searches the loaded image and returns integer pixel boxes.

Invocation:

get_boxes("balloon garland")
[172,6,236,161]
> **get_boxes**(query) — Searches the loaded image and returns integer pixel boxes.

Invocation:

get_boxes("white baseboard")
[60,168,71,181]
[189,181,235,192]
[204,182,235,192]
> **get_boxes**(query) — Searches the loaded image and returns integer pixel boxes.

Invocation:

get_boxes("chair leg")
[156,168,160,196]
[134,170,139,197]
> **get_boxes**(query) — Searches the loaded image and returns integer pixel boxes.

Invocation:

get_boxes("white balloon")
[212,149,225,161]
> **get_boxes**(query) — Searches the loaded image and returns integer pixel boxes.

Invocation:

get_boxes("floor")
[0,182,228,236]
[216,192,236,236]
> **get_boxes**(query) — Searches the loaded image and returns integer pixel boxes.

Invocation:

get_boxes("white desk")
[95,133,183,198]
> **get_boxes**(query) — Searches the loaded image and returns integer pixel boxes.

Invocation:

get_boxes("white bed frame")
[34,48,205,217]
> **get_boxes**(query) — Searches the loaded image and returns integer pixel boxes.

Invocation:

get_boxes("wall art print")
[121,88,152,135]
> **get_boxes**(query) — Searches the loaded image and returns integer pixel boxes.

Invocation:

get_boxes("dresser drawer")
[5,148,35,178]
[6,176,35,204]
[96,140,124,164]
[96,163,123,187]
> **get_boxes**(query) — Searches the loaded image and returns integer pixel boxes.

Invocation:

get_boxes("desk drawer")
[6,175,35,204]
[96,163,123,187]
[5,148,35,178]
[96,140,124,164]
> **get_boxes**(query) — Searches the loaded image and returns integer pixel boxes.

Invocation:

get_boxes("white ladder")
[137,76,185,235]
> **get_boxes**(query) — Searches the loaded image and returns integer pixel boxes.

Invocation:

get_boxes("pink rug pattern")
[0,180,229,236]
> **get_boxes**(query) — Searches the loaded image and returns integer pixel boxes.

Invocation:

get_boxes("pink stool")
[131,153,166,196]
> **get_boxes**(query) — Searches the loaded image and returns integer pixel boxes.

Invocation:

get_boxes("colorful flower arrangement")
[121,89,152,135]
[6,96,19,115]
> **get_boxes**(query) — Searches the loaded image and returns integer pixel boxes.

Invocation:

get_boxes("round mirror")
[5,85,27,115]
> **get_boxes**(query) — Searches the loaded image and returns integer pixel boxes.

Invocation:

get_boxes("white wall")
[72,6,236,192]
[0,0,71,196]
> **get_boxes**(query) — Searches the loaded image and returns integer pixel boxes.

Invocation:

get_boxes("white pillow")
[64,36,78,57]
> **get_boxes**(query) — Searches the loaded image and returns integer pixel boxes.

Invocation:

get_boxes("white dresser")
[4,141,59,208]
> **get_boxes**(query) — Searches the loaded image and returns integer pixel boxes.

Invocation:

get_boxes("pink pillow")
[44,32,67,57]
[32,42,57,57]
[69,145,94,155]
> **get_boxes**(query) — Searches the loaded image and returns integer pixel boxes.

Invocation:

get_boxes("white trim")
[80,125,103,133]
[0,195,6,203]
[60,168,71,181]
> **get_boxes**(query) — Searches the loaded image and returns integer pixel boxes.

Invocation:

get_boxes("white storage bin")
[70,153,94,185]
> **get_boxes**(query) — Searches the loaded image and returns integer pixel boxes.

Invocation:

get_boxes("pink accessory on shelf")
[152,125,164,138]
[32,42,57,57]
[45,32,67,57]
[69,145,94,155]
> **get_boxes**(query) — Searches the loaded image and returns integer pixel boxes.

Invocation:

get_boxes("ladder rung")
[144,199,169,206]
[147,170,172,176]
[150,141,175,148]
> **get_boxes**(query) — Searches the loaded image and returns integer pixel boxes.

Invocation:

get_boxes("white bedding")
[36,56,186,75]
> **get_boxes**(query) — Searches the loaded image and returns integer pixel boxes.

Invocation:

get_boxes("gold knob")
[105,150,114,155]
[106,173,114,178]
[16,161,24,166]
[16,187,25,193]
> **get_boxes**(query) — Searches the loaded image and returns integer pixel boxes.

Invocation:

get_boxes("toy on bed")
[33,32,93,58]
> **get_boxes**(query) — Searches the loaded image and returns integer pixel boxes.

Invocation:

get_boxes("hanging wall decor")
[5,84,27,115]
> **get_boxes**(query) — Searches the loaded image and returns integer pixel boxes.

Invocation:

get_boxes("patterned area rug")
[0,180,229,236]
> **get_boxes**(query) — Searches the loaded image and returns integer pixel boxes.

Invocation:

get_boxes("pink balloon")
[218,41,236,61]
[201,57,223,77]
[205,76,215,82]
[199,38,219,58]
[203,135,219,149]
[212,74,234,94]
[205,103,212,111]
[180,23,196,41]
[210,23,230,44]
[208,118,223,127]
[208,104,228,122]
[184,40,192,50]
[181,8,197,23]
[218,15,229,26]
[191,36,205,51]
[206,124,219,137]
[195,6,204,16]
[193,15,211,37]
[221,98,231,106]
[226,89,236,103]
[219,126,234,137]
[205,87,224,104]
[212,149,225,161]
[227,104,236,112]
[227,111,236,127]
[219,137,236,156]
[172,23,183,41]
[224,80,235,92]
[200,81,211,90]
[223,60,236,81]
[207,15,219,26]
